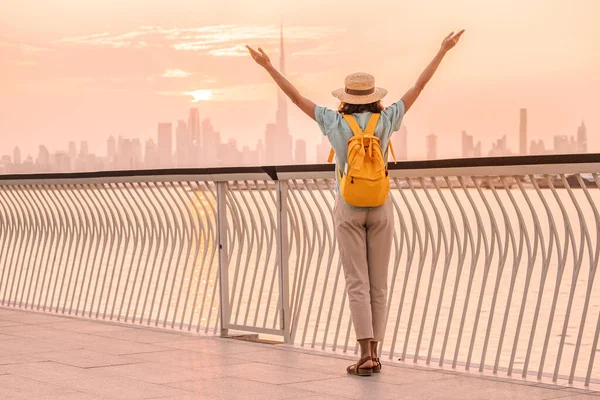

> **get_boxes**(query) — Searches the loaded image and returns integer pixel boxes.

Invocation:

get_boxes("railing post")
[276,180,292,344]
[217,182,230,337]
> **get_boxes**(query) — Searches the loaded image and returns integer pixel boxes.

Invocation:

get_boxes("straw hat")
[332,72,387,105]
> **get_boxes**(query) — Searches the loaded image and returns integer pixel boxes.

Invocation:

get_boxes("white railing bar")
[8,187,30,308]
[493,176,527,375]
[522,175,556,378]
[255,180,278,329]
[452,176,484,369]
[103,183,131,320]
[120,183,148,322]
[161,182,190,327]
[312,179,337,349]
[217,181,230,335]
[130,182,158,323]
[401,178,428,362]
[380,188,408,358]
[62,185,89,315]
[569,174,600,384]
[171,182,198,329]
[296,179,326,348]
[237,181,264,327]
[186,181,211,331]
[204,181,220,335]
[412,177,442,363]
[438,176,470,367]
[29,185,56,311]
[465,178,497,371]
[552,175,591,382]
[388,177,419,361]
[426,177,456,365]
[15,186,40,310]
[482,177,517,373]
[537,175,573,380]
[507,177,538,376]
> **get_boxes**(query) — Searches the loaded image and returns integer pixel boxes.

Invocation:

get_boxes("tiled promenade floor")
[0,307,599,399]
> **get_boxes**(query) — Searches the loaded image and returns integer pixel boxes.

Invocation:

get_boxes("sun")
[186,89,213,102]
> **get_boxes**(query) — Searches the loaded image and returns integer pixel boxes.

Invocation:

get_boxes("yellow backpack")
[328,113,396,207]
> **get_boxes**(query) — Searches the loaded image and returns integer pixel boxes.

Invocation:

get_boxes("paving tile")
[91,361,209,384]
[0,311,71,325]
[230,348,367,375]
[90,326,193,343]
[0,351,51,365]
[334,375,568,400]
[59,375,192,399]
[158,337,272,355]
[77,335,171,355]
[31,391,104,399]
[0,361,117,383]
[222,361,337,384]
[37,349,144,368]
[0,337,83,354]
[0,333,20,341]
[45,319,138,334]
[0,320,27,327]
[167,376,319,400]
[0,374,76,399]
[285,376,414,400]
[128,349,250,370]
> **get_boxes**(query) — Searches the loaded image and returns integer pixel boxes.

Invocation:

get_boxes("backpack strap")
[364,113,380,136]
[342,114,364,137]
[342,113,381,137]
[388,141,397,163]
[328,148,335,163]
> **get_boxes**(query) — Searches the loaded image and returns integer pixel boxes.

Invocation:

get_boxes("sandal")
[372,357,381,373]
[346,356,373,376]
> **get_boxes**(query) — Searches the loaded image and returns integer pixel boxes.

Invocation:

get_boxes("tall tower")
[276,22,289,133]
[265,22,292,165]
[519,108,527,156]
[188,108,201,164]
[577,121,587,153]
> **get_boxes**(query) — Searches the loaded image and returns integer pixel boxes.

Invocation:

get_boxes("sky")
[1,0,599,162]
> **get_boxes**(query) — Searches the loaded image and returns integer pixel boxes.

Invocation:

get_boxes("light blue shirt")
[314,100,406,210]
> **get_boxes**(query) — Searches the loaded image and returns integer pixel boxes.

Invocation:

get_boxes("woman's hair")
[338,101,384,114]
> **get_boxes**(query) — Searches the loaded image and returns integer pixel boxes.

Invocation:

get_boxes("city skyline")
[0,105,590,174]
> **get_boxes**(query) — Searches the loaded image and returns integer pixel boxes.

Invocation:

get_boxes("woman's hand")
[246,45,272,69]
[440,30,465,53]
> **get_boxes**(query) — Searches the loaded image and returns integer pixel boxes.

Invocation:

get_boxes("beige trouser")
[333,196,394,342]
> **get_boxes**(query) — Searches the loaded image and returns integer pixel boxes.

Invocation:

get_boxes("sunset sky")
[1,0,599,162]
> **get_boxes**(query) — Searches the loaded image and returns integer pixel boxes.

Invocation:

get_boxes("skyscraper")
[426,133,437,160]
[175,120,190,167]
[188,108,201,163]
[577,121,587,153]
[144,139,159,168]
[107,136,116,162]
[13,147,21,165]
[157,122,173,167]
[461,130,481,158]
[295,139,307,164]
[202,118,218,167]
[80,141,89,158]
[265,23,292,165]
[395,125,408,161]
[519,108,527,156]
[317,135,330,164]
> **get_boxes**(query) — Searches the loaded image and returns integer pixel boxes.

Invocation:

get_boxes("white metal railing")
[1,155,600,389]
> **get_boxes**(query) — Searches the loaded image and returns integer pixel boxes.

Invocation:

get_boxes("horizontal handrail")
[1,153,600,184]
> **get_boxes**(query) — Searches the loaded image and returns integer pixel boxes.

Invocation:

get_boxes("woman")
[247,29,464,376]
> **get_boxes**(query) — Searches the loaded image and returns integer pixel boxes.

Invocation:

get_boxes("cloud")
[162,69,192,78]
[56,25,345,56]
